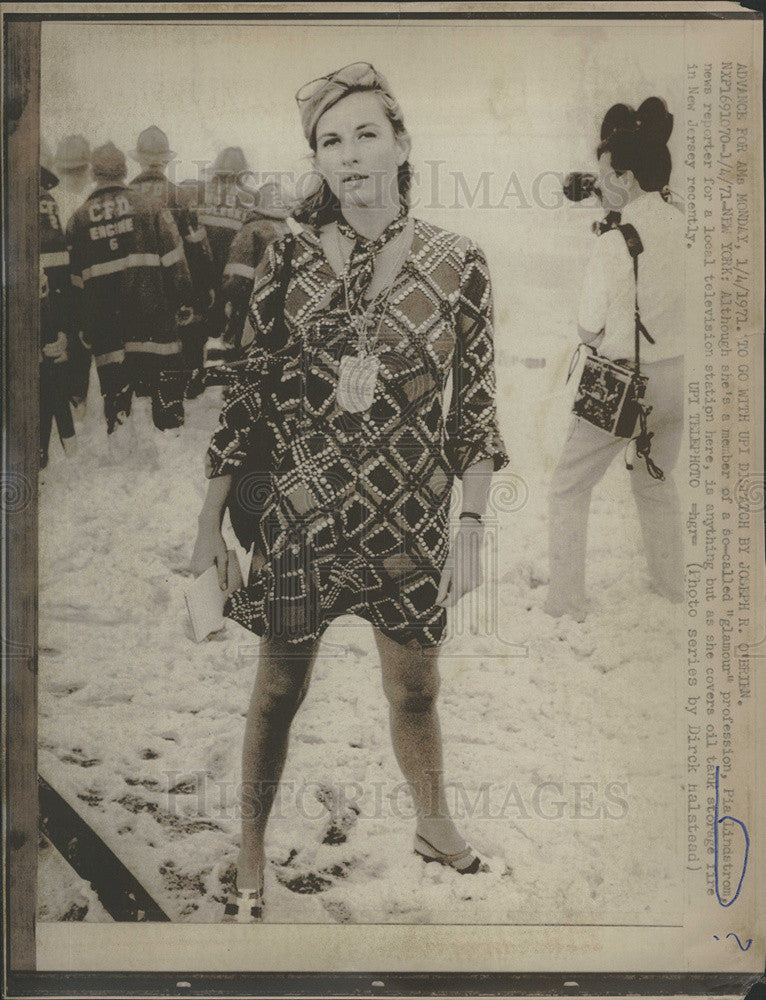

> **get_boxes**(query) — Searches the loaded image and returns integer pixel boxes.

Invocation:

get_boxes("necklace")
[341,267,396,356]
[335,223,409,353]
[334,224,409,413]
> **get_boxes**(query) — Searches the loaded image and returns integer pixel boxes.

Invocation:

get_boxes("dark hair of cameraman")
[596,97,673,211]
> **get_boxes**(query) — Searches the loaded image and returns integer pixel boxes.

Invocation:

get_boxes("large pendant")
[336,352,380,413]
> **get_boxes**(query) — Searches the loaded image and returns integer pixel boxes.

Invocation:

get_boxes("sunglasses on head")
[295,61,380,104]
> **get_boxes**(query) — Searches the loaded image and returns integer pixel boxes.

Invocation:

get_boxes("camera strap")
[615,222,656,376]
[615,223,664,481]
[566,340,596,384]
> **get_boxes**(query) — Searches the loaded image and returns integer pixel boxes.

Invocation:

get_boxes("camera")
[563,171,623,235]
[563,171,600,203]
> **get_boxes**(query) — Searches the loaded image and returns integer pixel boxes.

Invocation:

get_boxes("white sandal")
[222,883,264,923]
[414,832,488,874]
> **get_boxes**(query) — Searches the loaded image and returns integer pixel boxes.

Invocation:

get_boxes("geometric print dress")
[205,214,509,648]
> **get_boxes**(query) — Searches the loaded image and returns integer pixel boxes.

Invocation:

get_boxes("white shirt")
[577,191,685,362]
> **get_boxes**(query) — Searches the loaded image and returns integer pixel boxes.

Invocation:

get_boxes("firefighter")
[129,126,216,380]
[191,146,252,339]
[53,133,94,419]
[39,146,77,468]
[53,134,93,229]
[66,142,194,451]
[219,181,296,356]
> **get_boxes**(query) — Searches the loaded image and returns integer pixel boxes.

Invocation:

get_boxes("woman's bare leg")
[237,635,319,888]
[375,628,466,854]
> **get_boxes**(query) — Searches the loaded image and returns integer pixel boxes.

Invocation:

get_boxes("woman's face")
[313,90,410,210]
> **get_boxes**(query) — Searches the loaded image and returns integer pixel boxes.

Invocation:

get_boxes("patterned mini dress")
[205,215,509,648]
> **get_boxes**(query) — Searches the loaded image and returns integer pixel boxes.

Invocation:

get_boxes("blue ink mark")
[713,935,720,940]
[714,765,750,907]
[726,933,752,951]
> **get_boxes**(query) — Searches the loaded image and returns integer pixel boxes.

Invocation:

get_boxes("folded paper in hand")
[183,551,243,642]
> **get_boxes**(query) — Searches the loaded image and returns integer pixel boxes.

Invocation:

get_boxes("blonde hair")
[293,86,413,229]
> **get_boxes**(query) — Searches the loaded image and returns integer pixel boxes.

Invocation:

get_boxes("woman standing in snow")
[545,98,685,621]
[191,62,508,920]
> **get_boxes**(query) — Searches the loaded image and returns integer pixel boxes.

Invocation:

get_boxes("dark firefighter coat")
[181,177,252,336]
[130,167,216,316]
[66,182,193,378]
[39,185,74,356]
[219,211,291,349]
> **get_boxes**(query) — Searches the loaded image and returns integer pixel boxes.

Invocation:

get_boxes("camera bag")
[569,223,665,480]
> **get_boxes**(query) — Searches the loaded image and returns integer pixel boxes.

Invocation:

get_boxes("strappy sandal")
[414,832,489,875]
[222,883,264,922]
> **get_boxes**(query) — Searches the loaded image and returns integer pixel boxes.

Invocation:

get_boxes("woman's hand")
[436,520,485,608]
[191,517,230,590]
[577,323,605,348]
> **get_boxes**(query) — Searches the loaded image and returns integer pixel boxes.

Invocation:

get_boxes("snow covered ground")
[37,283,685,924]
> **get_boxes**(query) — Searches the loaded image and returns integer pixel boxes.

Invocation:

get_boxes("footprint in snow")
[274,847,357,895]
[315,783,361,845]
[59,747,100,767]
[320,897,354,922]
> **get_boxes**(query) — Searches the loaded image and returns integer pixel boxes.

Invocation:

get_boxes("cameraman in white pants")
[545,99,685,621]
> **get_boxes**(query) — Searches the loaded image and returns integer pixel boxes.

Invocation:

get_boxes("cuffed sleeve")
[445,242,509,477]
[204,236,290,478]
